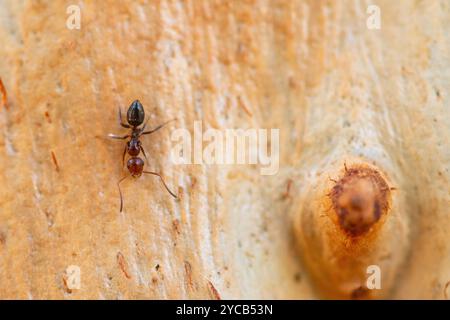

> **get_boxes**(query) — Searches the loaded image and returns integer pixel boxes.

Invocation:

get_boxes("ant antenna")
[118,175,128,212]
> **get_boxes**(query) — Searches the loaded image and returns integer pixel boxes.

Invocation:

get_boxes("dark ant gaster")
[108,100,177,212]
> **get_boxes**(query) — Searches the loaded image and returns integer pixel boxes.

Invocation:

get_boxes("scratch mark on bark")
[44,111,52,123]
[0,230,6,245]
[117,252,132,279]
[172,219,181,235]
[0,78,8,110]
[237,95,252,117]
[184,261,193,289]
[445,281,450,300]
[51,151,60,172]
[280,178,293,200]
[62,274,73,294]
[207,280,221,300]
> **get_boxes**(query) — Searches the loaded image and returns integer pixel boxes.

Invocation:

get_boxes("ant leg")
[118,107,131,128]
[141,118,177,136]
[140,118,150,132]
[108,133,130,140]
[140,146,148,163]
[122,145,127,168]
[143,171,178,199]
[117,175,128,212]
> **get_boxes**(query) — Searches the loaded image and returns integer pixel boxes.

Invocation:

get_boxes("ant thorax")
[127,138,141,156]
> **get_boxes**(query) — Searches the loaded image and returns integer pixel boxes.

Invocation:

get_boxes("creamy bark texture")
[0,0,448,299]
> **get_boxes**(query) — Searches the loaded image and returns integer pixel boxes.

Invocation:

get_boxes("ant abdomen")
[127,157,144,177]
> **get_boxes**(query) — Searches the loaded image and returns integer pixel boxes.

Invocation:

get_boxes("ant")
[108,100,177,212]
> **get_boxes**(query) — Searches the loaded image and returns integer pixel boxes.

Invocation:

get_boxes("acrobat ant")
[108,100,177,212]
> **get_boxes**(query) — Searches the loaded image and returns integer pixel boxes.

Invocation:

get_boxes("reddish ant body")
[109,100,177,212]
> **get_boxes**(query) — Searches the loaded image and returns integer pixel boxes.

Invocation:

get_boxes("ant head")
[127,100,145,127]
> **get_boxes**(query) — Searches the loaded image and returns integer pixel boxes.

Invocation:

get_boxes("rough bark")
[0,0,448,299]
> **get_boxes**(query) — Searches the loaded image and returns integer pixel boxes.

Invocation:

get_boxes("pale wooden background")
[0,0,448,299]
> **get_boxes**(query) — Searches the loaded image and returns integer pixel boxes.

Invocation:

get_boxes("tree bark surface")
[0,0,448,299]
